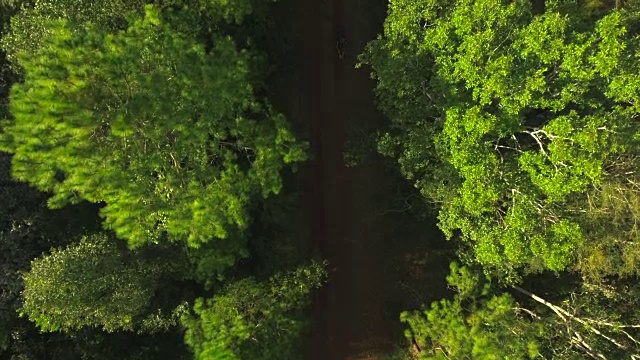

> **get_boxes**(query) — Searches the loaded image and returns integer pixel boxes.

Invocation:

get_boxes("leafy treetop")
[362,0,640,277]
[21,232,189,333]
[0,5,306,249]
[181,260,327,360]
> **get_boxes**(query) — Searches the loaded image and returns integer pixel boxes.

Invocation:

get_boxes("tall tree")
[361,0,640,277]
[0,6,306,255]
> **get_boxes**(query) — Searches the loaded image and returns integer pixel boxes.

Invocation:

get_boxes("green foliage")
[445,261,491,299]
[198,0,259,24]
[0,0,20,120]
[401,264,542,359]
[21,232,187,333]
[186,229,249,289]
[362,0,640,277]
[573,170,640,279]
[401,264,640,359]
[1,0,145,70]
[0,0,277,72]
[1,0,314,357]
[0,151,104,352]
[181,260,327,360]
[560,280,640,358]
[0,6,306,251]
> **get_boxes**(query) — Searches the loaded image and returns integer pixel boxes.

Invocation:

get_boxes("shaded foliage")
[22,232,190,333]
[402,263,543,359]
[403,263,640,359]
[1,0,146,71]
[0,151,102,354]
[181,260,327,360]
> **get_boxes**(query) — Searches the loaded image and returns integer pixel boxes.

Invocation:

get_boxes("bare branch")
[512,286,566,321]
[525,131,548,156]
[571,331,607,359]
[621,329,640,347]
[583,318,640,329]
[513,307,540,319]
[512,286,628,350]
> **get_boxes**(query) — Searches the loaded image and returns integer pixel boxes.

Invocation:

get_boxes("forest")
[0,0,639,359]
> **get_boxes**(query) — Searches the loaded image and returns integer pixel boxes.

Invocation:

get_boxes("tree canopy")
[0,5,306,250]
[403,263,640,359]
[362,0,640,277]
[8,0,640,357]
[1,0,145,71]
[181,260,327,360]
[21,232,188,333]
[401,263,543,359]
[362,1,640,357]
[0,0,322,358]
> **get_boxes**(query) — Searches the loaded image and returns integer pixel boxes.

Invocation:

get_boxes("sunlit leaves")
[0,6,306,252]
[0,0,145,70]
[363,0,640,276]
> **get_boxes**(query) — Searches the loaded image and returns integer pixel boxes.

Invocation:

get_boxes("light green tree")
[1,0,278,69]
[1,0,146,70]
[0,6,306,252]
[361,0,640,277]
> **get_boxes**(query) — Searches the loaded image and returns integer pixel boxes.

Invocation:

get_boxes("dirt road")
[282,0,396,358]
[266,0,452,356]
